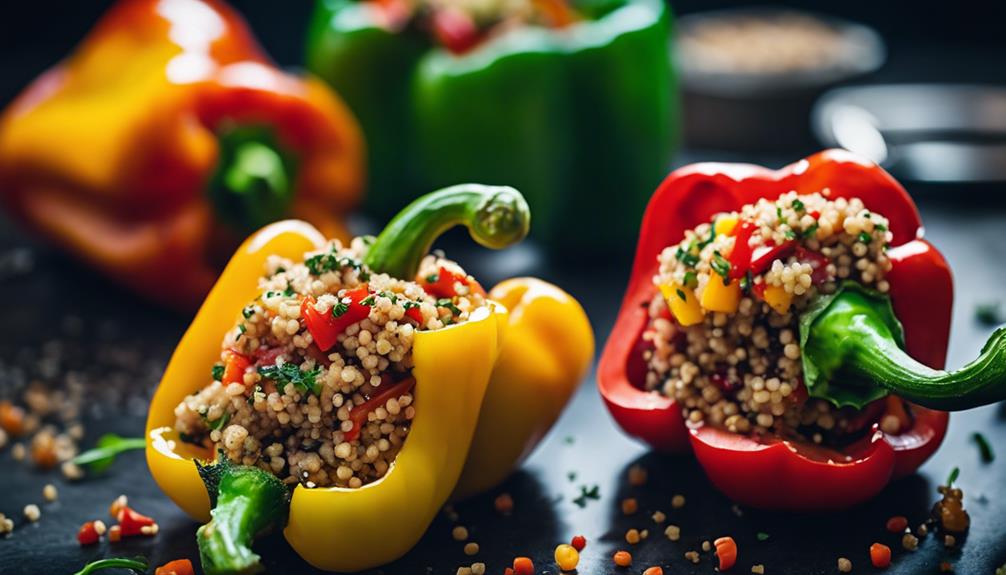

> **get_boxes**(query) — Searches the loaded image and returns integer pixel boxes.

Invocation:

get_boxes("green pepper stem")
[196,455,290,575]
[363,184,530,278]
[801,282,1006,411]
[209,126,296,234]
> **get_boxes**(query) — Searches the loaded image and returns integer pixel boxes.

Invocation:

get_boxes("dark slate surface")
[0,188,1004,575]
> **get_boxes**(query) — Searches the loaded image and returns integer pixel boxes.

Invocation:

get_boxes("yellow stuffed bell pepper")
[146,184,578,573]
[454,278,594,499]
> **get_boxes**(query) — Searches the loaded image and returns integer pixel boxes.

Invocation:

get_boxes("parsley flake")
[258,363,323,396]
[211,364,225,381]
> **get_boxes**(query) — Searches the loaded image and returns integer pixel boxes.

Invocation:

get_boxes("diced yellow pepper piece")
[714,216,738,236]
[763,284,793,314]
[659,283,704,326]
[701,276,741,313]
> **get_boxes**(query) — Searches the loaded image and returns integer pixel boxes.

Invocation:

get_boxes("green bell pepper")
[306,0,678,252]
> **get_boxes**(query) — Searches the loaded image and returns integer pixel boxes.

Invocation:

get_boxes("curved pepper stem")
[801,282,1006,411]
[208,126,297,234]
[195,453,290,575]
[363,184,530,278]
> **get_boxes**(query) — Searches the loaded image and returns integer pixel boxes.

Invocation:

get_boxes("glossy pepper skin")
[306,0,676,252]
[598,150,953,510]
[453,277,594,499]
[0,0,363,310]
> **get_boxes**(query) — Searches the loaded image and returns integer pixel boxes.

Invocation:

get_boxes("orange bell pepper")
[0,0,363,309]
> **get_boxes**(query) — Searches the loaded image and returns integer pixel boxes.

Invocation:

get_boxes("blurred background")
[4,0,1006,171]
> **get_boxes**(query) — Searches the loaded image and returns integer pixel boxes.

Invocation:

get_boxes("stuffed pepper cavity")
[0,0,363,309]
[147,184,589,572]
[599,150,1006,511]
[306,0,676,252]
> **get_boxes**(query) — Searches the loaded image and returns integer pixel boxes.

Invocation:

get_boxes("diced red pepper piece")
[404,305,424,324]
[77,521,100,545]
[430,8,482,54]
[870,542,892,568]
[421,266,485,299]
[795,246,831,284]
[117,505,155,537]
[571,534,587,551]
[749,240,797,276]
[302,285,372,352]
[344,377,416,442]
[714,536,738,571]
[155,559,195,575]
[222,349,251,386]
[728,221,757,280]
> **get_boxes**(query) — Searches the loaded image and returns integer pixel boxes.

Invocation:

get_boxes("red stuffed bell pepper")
[600,150,1006,511]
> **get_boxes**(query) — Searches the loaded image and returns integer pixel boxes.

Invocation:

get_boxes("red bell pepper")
[598,150,953,510]
[419,266,486,299]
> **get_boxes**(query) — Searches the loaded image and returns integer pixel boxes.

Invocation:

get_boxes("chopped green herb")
[73,557,149,575]
[71,434,147,474]
[756,532,771,541]
[682,270,698,289]
[946,466,960,487]
[697,220,717,249]
[675,246,700,268]
[283,282,296,297]
[237,324,246,339]
[305,249,368,279]
[976,302,1004,326]
[359,294,376,307]
[875,223,888,232]
[403,301,421,311]
[331,301,349,318]
[242,306,255,319]
[972,432,995,463]
[801,222,819,239]
[711,251,732,284]
[739,270,754,294]
[437,298,462,315]
[675,288,687,302]
[207,411,230,431]
[792,199,805,212]
[572,484,601,508]
[211,363,225,381]
[425,273,439,284]
[776,206,786,224]
[258,363,323,395]
[784,229,797,240]
[858,232,872,244]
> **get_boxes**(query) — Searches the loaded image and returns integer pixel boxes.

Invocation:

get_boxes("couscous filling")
[643,191,901,444]
[174,238,486,488]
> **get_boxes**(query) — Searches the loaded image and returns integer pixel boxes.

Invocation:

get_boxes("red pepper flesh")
[301,285,372,352]
[344,377,417,442]
[222,349,251,386]
[117,505,156,537]
[598,150,953,510]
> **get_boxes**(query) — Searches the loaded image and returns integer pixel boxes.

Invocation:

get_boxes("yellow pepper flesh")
[763,284,794,314]
[660,283,703,326]
[701,277,741,313]
[453,278,594,499]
